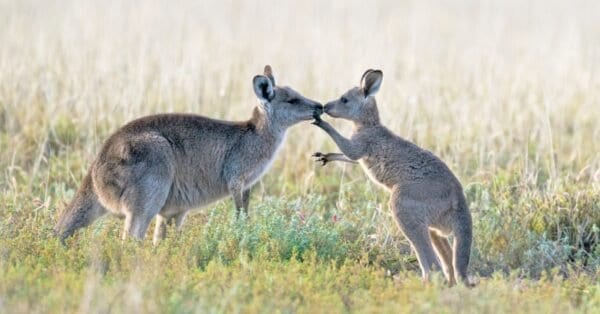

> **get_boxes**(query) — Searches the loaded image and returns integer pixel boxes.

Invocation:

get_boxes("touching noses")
[314,103,324,116]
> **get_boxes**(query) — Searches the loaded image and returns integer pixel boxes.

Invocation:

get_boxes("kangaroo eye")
[341,97,348,104]
[289,99,301,104]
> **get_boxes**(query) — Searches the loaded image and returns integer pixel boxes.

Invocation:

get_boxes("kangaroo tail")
[453,205,473,286]
[55,173,107,242]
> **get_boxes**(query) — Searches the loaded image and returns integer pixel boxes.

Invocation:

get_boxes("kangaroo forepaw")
[312,152,329,166]
[311,117,331,129]
[312,112,323,122]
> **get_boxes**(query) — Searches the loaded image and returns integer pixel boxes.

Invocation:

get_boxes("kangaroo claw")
[312,152,328,166]
[318,157,328,166]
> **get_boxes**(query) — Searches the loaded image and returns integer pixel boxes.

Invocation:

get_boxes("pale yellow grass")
[1,0,599,190]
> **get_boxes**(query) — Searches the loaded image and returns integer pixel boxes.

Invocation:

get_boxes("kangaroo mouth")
[324,110,339,118]
[322,103,338,117]
[312,105,324,119]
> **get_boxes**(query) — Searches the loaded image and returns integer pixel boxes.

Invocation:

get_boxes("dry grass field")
[0,0,599,312]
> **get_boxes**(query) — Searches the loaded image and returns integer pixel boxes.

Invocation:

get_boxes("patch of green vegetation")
[1,171,598,312]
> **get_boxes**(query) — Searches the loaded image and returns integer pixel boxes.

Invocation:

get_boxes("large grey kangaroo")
[312,69,472,286]
[55,65,323,244]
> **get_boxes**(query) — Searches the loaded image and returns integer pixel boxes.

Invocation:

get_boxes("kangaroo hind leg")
[391,198,441,281]
[430,231,456,285]
[121,175,171,241]
[153,211,187,245]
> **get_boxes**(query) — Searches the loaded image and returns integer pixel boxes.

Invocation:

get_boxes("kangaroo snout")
[313,103,324,116]
[310,103,323,120]
[323,101,340,117]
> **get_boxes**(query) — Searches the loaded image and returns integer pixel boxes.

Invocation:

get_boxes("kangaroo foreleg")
[312,120,365,160]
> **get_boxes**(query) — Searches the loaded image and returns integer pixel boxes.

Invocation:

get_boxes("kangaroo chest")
[242,134,285,187]
[354,131,400,190]
[359,155,396,190]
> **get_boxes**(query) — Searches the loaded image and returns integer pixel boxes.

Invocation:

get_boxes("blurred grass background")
[0,0,599,312]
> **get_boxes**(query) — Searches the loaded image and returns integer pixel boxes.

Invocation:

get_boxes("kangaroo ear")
[263,65,276,86]
[360,69,375,86]
[253,75,275,103]
[361,69,383,98]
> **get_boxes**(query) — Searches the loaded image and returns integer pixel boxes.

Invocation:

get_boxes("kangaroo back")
[55,173,107,241]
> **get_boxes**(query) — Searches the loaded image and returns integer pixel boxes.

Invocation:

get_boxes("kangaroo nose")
[312,104,323,119]
[314,103,323,114]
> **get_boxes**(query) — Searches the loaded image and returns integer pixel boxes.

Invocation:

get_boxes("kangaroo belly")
[164,165,229,209]
[359,158,396,190]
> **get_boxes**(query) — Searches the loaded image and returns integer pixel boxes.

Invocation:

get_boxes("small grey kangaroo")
[55,65,323,244]
[312,69,473,286]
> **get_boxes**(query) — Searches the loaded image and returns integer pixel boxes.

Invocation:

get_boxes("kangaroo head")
[324,69,383,125]
[253,65,323,128]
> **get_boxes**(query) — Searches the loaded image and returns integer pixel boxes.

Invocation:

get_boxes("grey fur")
[55,65,323,245]
[313,69,473,286]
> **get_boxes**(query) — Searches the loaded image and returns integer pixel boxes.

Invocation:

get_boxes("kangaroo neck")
[353,114,382,131]
[353,99,381,130]
[248,106,286,141]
